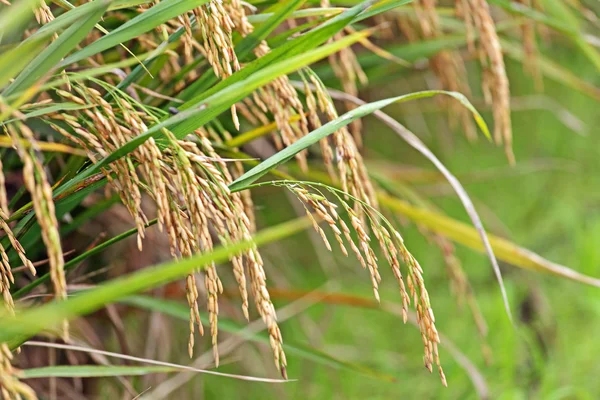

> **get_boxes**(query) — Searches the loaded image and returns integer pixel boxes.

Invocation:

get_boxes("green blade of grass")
[246,7,345,23]
[60,0,210,67]
[536,0,600,71]
[0,37,50,89]
[1,216,312,349]
[377,193,600,288]
[502,39,600,101]
[173,0,376,105]
[2,0,111,97]
[0,103,92,124]
[19,365,178,379]
[228,90,489,192]
[23,341,289,382]
[236,0,307,60]
[1,0,115,90]
[0,0,47,38]
[123,295,397,383]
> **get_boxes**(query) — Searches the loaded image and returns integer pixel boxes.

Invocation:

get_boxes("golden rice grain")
[0,343,37,400]
[457,0,514,163]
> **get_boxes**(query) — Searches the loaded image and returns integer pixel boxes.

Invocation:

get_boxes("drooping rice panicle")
[321,0,368,146]
[267,180,446,385]
[2,112,67,337]
[301,71,378,210]
[0,344,37,400]
[457,0,514,163]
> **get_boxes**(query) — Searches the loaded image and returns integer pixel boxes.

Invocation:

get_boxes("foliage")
[0,0,599,398]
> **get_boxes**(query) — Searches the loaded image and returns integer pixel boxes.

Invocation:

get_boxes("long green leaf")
[19,365,177,379]
[124,295,397,382]
[0,103,92,125]
[1,217,311,348]
[236,0,306,60]
[377,193,600,288]
[502,39,600,101]
[60,0,209,66]
[228,90,489,192]
[2,0,110,97]
[0,36,49,89]
[0,0,46,38]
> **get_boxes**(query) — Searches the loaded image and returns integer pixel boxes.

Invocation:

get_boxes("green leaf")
[60,0,210,66]
[123,296,397,383]
[0,0,46,38]
[0,36,49,90]
[1,216,311,348]
[19,365,177,379]
[169,30,371,137]
[354,0,413,22]
[376,192,600,288]
[0,103,92,125]
[228,90,489,192]
[245,7,346,24]
[502,39,600,101]
[2,0,111,97]
[236,0,307,60]
[536,0,600,71]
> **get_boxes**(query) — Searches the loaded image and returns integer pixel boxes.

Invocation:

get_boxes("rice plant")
[0,0,598,398]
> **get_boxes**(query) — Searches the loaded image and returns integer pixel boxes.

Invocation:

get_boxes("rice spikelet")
[413,0,477,140]
[321,0,368,146]
[301,71,378,210]
[224,0,311,170]
[457,0,514,163]
[0,344,37,400]
[516,0,542,89]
